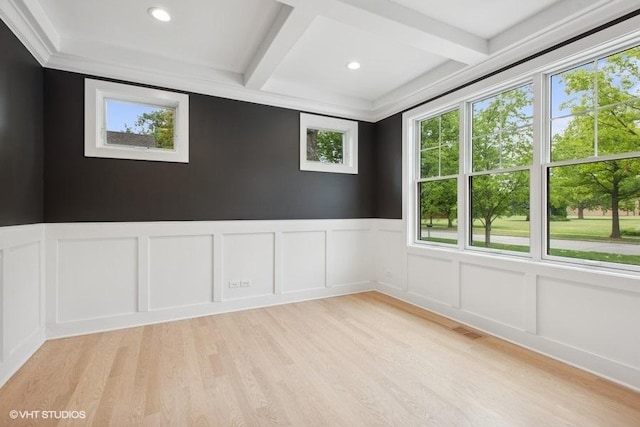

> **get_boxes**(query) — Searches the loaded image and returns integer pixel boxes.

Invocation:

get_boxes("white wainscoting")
[45,220,376,339]
[3,218,639,392]
[374,219,640,392]
[0,224,45,387]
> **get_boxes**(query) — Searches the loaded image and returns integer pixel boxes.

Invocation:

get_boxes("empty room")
[1,0,640,425]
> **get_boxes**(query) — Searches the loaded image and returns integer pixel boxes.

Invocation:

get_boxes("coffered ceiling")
[1,0,638,121]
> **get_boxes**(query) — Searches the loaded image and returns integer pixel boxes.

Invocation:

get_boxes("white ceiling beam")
[325,0,489,64]
[253,0,489,91]
[244,3,317,90]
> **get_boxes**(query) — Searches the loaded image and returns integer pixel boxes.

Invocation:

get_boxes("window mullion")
[530,72,545,262]
[460,100,470,250]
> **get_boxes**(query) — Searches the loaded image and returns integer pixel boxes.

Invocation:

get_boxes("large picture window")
[406,39,640,271]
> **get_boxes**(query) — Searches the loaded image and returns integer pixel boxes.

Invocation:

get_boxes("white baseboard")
[0,328,45,388]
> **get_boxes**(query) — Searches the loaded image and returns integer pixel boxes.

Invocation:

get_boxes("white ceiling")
[1,0,639,121]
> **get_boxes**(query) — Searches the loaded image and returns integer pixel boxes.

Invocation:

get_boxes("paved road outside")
[421,229,640,256]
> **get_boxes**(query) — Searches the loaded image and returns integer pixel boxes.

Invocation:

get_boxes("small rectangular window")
[300,113,358,174]
[85,79,189,163]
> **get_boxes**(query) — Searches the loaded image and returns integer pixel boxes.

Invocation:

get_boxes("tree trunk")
[484,221,491,247]
[447,216,453,228]
[610,187,621,239]
[577,206,584,219]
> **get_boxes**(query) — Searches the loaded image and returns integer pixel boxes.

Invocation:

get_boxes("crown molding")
[45,49,377,122]
[369,0,640,121]
[0,0,57,65]
[2,0,639,123]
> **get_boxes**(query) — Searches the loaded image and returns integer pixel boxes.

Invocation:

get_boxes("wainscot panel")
[45,220,376,339]
[0,225,45,387]
[374,219,640,392]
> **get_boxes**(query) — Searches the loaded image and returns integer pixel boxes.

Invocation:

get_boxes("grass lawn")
[421,215,640,265]
[422,215,640,243]
[549,248,640,266]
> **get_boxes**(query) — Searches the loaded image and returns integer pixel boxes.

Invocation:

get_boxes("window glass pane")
[306,129,344,164]
[550,62,595,118]
[420,110,459,178]
[597,46,640,107]
[551,112,595,161]
[472,84,533,171]
[419,179,457,244]
[105,99,175,149]
[470,171,530,253]
[548,159,640,266]
[472,133,500,171]
[597,101,640,156]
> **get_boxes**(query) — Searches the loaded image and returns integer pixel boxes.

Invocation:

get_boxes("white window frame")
[85,78,189,163]
[300,113,358,174]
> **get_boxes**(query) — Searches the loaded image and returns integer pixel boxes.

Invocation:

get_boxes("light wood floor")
[1,292,639,426]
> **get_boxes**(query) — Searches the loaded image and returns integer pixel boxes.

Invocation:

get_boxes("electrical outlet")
[240,280,251,288]
[229,280,241,289]
[384,270,392,279]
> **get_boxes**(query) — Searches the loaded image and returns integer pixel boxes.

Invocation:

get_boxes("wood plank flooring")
[1,292,639,426]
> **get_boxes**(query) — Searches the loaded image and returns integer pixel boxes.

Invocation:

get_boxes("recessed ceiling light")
[148,7,171,22]
[347,61,361,70]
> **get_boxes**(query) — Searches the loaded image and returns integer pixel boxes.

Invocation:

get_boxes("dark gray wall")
[374,114,402,219]
[0,20,43,226]
[43,69,376,222]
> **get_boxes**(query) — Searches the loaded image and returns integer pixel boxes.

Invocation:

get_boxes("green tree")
[552,47,640,238]
[125,108,175,149]
[421,180,457,228]
[471,172,529,246]
[307,130,343,163]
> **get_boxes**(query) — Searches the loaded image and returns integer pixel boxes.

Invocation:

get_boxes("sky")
[105,99,169,133]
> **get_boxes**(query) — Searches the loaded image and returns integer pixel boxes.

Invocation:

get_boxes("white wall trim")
[0,219,638,394]
[0,224,46,388]
[375,284,640,393]
[45,219,376,337]
[372,218,640,392]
